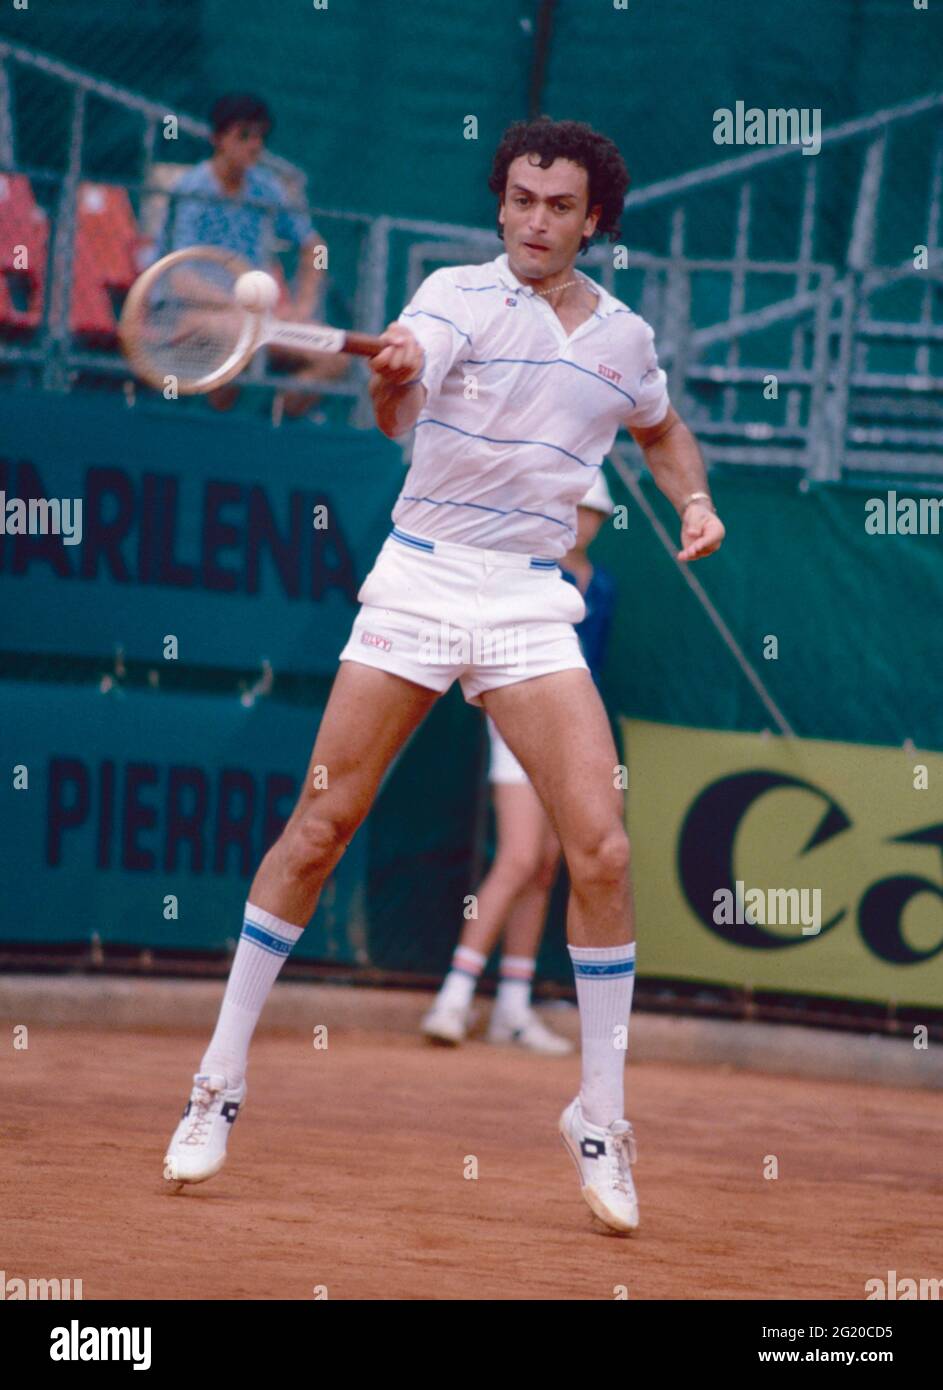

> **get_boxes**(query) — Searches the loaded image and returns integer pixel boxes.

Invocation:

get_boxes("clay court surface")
[3,1024,941,1301]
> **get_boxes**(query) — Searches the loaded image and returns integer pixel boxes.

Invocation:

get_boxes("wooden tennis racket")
[118,245,383,394]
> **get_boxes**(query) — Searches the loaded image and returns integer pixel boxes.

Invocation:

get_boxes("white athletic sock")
[494,955,535,1019]
[199,902,304,1088]
[567,941,636,1128]
[438,945,486,1011]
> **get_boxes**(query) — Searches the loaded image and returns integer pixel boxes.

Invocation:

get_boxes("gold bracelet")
[681,491,716,515]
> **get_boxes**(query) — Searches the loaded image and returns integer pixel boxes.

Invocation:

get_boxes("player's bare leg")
[164,662,438,1185]
[483,670,633,949]
[249,663,437,924]
[483,669,640,1232]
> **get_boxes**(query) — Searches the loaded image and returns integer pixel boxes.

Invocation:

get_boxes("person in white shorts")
[421,472,618,1057]
[163,115,725,1236]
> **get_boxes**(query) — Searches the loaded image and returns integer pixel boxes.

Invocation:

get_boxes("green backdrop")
[3,0,940,231]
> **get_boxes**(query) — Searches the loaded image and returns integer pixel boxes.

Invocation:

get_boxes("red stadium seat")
[70,182,142,344]
[0,172,49,334]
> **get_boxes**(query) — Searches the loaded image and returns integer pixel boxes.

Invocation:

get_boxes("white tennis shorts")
[338,526,588,707]
[486,715,529,785]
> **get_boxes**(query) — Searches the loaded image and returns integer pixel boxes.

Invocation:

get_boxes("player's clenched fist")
[678,504,726,562]
[369,323,425,387]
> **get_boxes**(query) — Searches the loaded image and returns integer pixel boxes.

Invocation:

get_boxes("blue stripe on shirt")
[400,493,576,533]
[463,356,638,409]
[401,309,472,342]
[414,417,595,469]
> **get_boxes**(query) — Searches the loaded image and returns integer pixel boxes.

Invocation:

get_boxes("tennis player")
[164,116,725,1234]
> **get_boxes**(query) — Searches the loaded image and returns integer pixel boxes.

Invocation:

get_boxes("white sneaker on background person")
[486,1007,574,1055]
[420,999,472,1045]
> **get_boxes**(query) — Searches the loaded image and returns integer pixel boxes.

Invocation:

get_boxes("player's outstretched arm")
[629,407,726,562]
[368,323,427,437]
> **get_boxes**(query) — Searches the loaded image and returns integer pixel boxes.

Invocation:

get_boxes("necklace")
[533,278,589,298]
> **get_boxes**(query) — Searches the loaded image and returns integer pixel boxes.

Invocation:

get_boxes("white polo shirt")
[392,251,670,559]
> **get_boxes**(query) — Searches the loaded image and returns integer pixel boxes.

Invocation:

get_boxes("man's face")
[499,154,600,280]
[215,121,267,170]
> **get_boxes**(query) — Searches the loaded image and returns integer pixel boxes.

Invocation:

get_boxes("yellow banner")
[623,720,943,1008]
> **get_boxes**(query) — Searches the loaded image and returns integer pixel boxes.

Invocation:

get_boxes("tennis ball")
[234,270,279,313]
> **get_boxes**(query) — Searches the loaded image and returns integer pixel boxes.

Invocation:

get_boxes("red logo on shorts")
[361,630,392,652]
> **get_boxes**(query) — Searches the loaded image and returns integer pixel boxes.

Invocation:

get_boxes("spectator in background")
[421,472,619,1054]
[152,91,346,415]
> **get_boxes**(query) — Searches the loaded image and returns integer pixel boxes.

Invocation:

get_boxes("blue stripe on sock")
[241,921,295,957]
[571,958,635,978]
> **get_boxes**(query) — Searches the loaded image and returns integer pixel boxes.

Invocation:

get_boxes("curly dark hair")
[488,116,630,255]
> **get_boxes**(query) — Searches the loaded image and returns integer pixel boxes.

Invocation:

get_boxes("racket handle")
[342,330,385,357]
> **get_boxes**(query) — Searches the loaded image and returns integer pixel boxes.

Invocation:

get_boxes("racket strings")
[133,259,251,386]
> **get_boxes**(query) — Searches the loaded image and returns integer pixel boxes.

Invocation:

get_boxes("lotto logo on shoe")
[220,1101,241,1125]
[361,631,393,652]
[580,1137,607,1159]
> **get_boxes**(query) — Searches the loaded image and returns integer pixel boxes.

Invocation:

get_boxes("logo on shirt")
[598,363,622,384]
[504,297,518,307]
[361,630,393,652]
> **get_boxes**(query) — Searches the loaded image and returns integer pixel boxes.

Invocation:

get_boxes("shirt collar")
[493,252,623,316]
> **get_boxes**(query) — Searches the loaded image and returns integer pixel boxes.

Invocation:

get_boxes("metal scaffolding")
[1,37,941,477]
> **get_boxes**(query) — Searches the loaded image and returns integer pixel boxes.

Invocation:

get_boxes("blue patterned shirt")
[151,160,315,267]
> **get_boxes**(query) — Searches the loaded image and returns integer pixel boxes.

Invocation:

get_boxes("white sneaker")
[559,1096,639,1233]
[163,1073,246,1184]
[420,999,471,1045]
[487,1008,574,1055]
